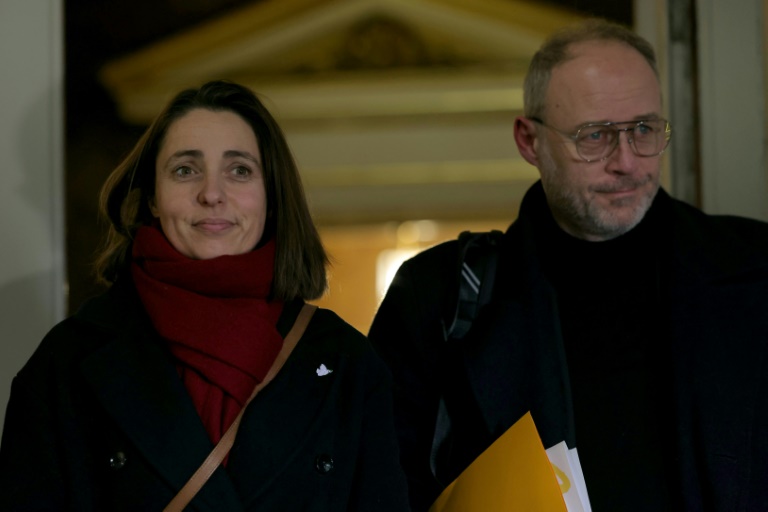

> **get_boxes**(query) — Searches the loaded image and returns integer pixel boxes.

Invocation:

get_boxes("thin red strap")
[163,303,317,512]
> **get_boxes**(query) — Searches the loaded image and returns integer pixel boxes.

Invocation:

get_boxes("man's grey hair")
[523,18,659,119]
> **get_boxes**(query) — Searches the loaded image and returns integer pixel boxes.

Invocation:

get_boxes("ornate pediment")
[100,0,582,123]
[99,0,585,223]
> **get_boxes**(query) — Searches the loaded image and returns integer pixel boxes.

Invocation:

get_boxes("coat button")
[109,451,127,470]
[315,454,334,474]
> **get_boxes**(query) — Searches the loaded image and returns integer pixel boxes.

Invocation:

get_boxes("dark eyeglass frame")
[529,117,672,163]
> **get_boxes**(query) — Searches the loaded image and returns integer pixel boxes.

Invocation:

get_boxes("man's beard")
[538,143,659,241]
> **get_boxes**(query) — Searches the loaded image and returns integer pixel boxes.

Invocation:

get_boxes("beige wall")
[0,1,65,437]
[697,0,768,220]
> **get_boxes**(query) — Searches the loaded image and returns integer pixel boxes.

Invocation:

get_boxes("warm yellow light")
[375,248,420,299]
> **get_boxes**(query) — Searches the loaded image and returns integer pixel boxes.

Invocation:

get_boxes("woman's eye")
[232,165,251,177]
[173,166,194,177]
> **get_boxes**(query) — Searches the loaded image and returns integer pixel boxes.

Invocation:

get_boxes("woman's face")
[151,108,268,260]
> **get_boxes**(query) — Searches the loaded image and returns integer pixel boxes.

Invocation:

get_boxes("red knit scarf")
[131,225,284,445]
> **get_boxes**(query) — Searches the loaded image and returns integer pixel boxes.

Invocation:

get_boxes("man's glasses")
[530,117,672,163]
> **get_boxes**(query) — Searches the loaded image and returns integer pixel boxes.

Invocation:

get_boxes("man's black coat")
[369,182,768,511]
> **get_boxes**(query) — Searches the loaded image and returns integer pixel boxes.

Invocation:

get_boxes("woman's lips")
[194,219,234,233]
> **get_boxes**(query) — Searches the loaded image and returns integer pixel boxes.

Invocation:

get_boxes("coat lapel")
[457,206,575,449]
[80,331,243,511]
[458,289,574,449]
[227,321,348,507]
[76,279,244,511]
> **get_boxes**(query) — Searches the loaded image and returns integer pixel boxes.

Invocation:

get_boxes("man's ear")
[514,116,541,167]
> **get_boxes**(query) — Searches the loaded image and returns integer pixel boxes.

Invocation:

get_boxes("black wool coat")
[369,181,768,512]
[0,275,410,511]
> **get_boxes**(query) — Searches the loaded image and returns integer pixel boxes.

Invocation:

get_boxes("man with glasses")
[370,18,768,512]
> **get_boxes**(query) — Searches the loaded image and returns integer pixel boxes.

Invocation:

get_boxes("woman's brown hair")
[95,80,328,300]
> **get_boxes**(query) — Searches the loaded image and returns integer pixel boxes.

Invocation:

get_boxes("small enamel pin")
[316,364,333,376]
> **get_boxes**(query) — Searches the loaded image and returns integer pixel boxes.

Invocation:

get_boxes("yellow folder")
[429,412,567,512]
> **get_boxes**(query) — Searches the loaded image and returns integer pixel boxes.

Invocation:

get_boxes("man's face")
[536,40,663,241]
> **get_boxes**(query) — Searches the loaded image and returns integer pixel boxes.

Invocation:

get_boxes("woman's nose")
[198,174,224,205]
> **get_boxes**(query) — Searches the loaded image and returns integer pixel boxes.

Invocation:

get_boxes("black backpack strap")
[441,230,504,341]
[431,229,503,482]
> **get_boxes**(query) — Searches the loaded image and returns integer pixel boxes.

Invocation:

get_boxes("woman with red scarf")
[0,80,409,511]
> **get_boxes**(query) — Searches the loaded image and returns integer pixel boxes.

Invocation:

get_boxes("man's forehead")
[544,40,662,123]
[555,39,652,73]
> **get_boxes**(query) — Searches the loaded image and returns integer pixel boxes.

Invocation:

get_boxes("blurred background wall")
[0,1,65,440]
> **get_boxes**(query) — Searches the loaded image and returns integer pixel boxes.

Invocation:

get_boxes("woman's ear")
[514,116,541,167]
[148,196,159,218]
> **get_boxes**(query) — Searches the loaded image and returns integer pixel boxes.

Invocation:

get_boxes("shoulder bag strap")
[431,230,503,483]
[163,303,317,512]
